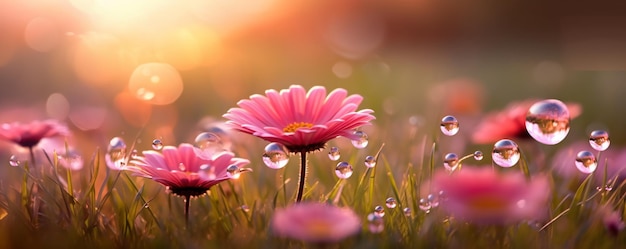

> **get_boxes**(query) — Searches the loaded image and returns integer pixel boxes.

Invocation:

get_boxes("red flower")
[272,203,361,243]
[0,119,69,148]
[223,85,375,152]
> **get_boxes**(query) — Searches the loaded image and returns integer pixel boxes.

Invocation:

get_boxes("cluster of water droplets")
[492,139,520,167]
[525,99,571,145]
[419,192,442,213]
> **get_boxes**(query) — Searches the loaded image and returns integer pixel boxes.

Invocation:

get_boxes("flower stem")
[295,151,308,203]
[184,195,191,228]
[28,146,38,175]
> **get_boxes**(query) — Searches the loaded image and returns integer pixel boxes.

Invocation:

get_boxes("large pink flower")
[430,167,549,224]
[223,85,375,152]
[0,119,70,148]
[472,99,581,144]
[272,203,361,243]
[127,143,250,197]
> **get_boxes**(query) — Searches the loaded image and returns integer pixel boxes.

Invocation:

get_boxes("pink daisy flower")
[127,143,250,198]
[223,85,375,153]
[272,203,361,243]
[472,99,581,144]
[430,166,550,225]
[0,119,69,148]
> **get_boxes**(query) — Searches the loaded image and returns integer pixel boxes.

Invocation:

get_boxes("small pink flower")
[430,167,549,224]
[0,119,70,148]
[472,100,581,144]
[223,85,375,152]
[272,203,361,243]
[127,143,250,197]
[602,208,625,236]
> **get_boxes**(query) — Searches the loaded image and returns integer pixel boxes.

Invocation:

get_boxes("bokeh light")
[128,62,184,105]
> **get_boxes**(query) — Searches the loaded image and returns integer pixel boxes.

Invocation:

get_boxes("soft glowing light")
[72,32,129,86]
[114,91,153,127]
[24,17,60,52]
[46,93,70,120]
[128,62,184,105]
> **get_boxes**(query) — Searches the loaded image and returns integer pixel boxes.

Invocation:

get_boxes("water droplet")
[403,207,412,217]
[374,205,385,217]
[427,194,439,208]
[440,115,459,136]
[443,153,459,172]
[473,151,484,161]
[419,198,432,213]
[385,197,397,208]
[199,166,216,180]
[59,152,83,170]
[241,205,250,212]
[589,130,610,151]
[195,132,221,151]
[351,130,369,149]
[575,150,597,174]
[178,163,186,171]
[335,161,353,179]
[525,99,570,145]
[9,155,20,167]
[492,139,520,167]
[328,147,341,161]
[130,149,139,159]
[262,143,289,169]
[106,137,127,170]
[367,213,384,233]
[151,139,163,150]
[364,155,376,168]
[226,164,241,179]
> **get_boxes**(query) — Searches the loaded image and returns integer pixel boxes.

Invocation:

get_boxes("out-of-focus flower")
[428,78,485,115]
[472,100,581,144]
[126,143,250,197]
[272,203,361,243]
[223,85,375,153]
[0,119,69,148]
[430,166,550,224]
[600,207,625,236]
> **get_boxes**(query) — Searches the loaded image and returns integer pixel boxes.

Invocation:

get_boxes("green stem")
[184,195,191,228]
[295,150,308,203]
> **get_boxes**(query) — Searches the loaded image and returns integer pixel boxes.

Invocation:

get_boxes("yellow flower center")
[283,122,314,133]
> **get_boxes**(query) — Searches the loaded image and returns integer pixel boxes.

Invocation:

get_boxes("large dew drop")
[106,137,127,170]
[492,139,520,167]
[335,161,353,179]
[351,131,369,149]
[575,150,597,174]
[195,132,221,151]
[443,153,459,172]
[440,115,459,136]
[262,143,289,169]
[525,99,570,145]
[589,130,610,151]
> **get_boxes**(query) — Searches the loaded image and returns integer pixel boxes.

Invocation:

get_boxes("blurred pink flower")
[430,167,550,224]
[0,119,69,148]
[223,85,375,152]
[601,208,625,236]
[472,100,581,144]
[127,143,250,197]
[272,203,361,243]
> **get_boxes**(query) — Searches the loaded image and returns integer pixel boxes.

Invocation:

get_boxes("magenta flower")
[223,85,375,153]
[430,167,549,224]
[472,100,581,144]
[272,203,361,243]
[0,119,69,148]
[127,143,250,197]
[127,143,250,223]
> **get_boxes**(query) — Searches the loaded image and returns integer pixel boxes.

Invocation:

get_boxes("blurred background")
[1,0,626,151]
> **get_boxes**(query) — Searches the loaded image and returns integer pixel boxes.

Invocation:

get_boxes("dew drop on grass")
[525,99,570,145]
[335,161,353,179]
[241,205,250,212]
[328,146,340,161]
[589,130,610,151]
[492,139,520,167]
[367,213,384,233]
[374,205,385,217]
[262,143,289,169]
[106,137,127,169]
[364,155,376,168]
[575,150,597,174]
[427,194,439,208]
[403,207,412,217]
[351,130,368,149]
[419,198,431,213]
[443,153,459,172]
[385,197,397,209]
[473,151,484,160]
[440,115,459,136]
